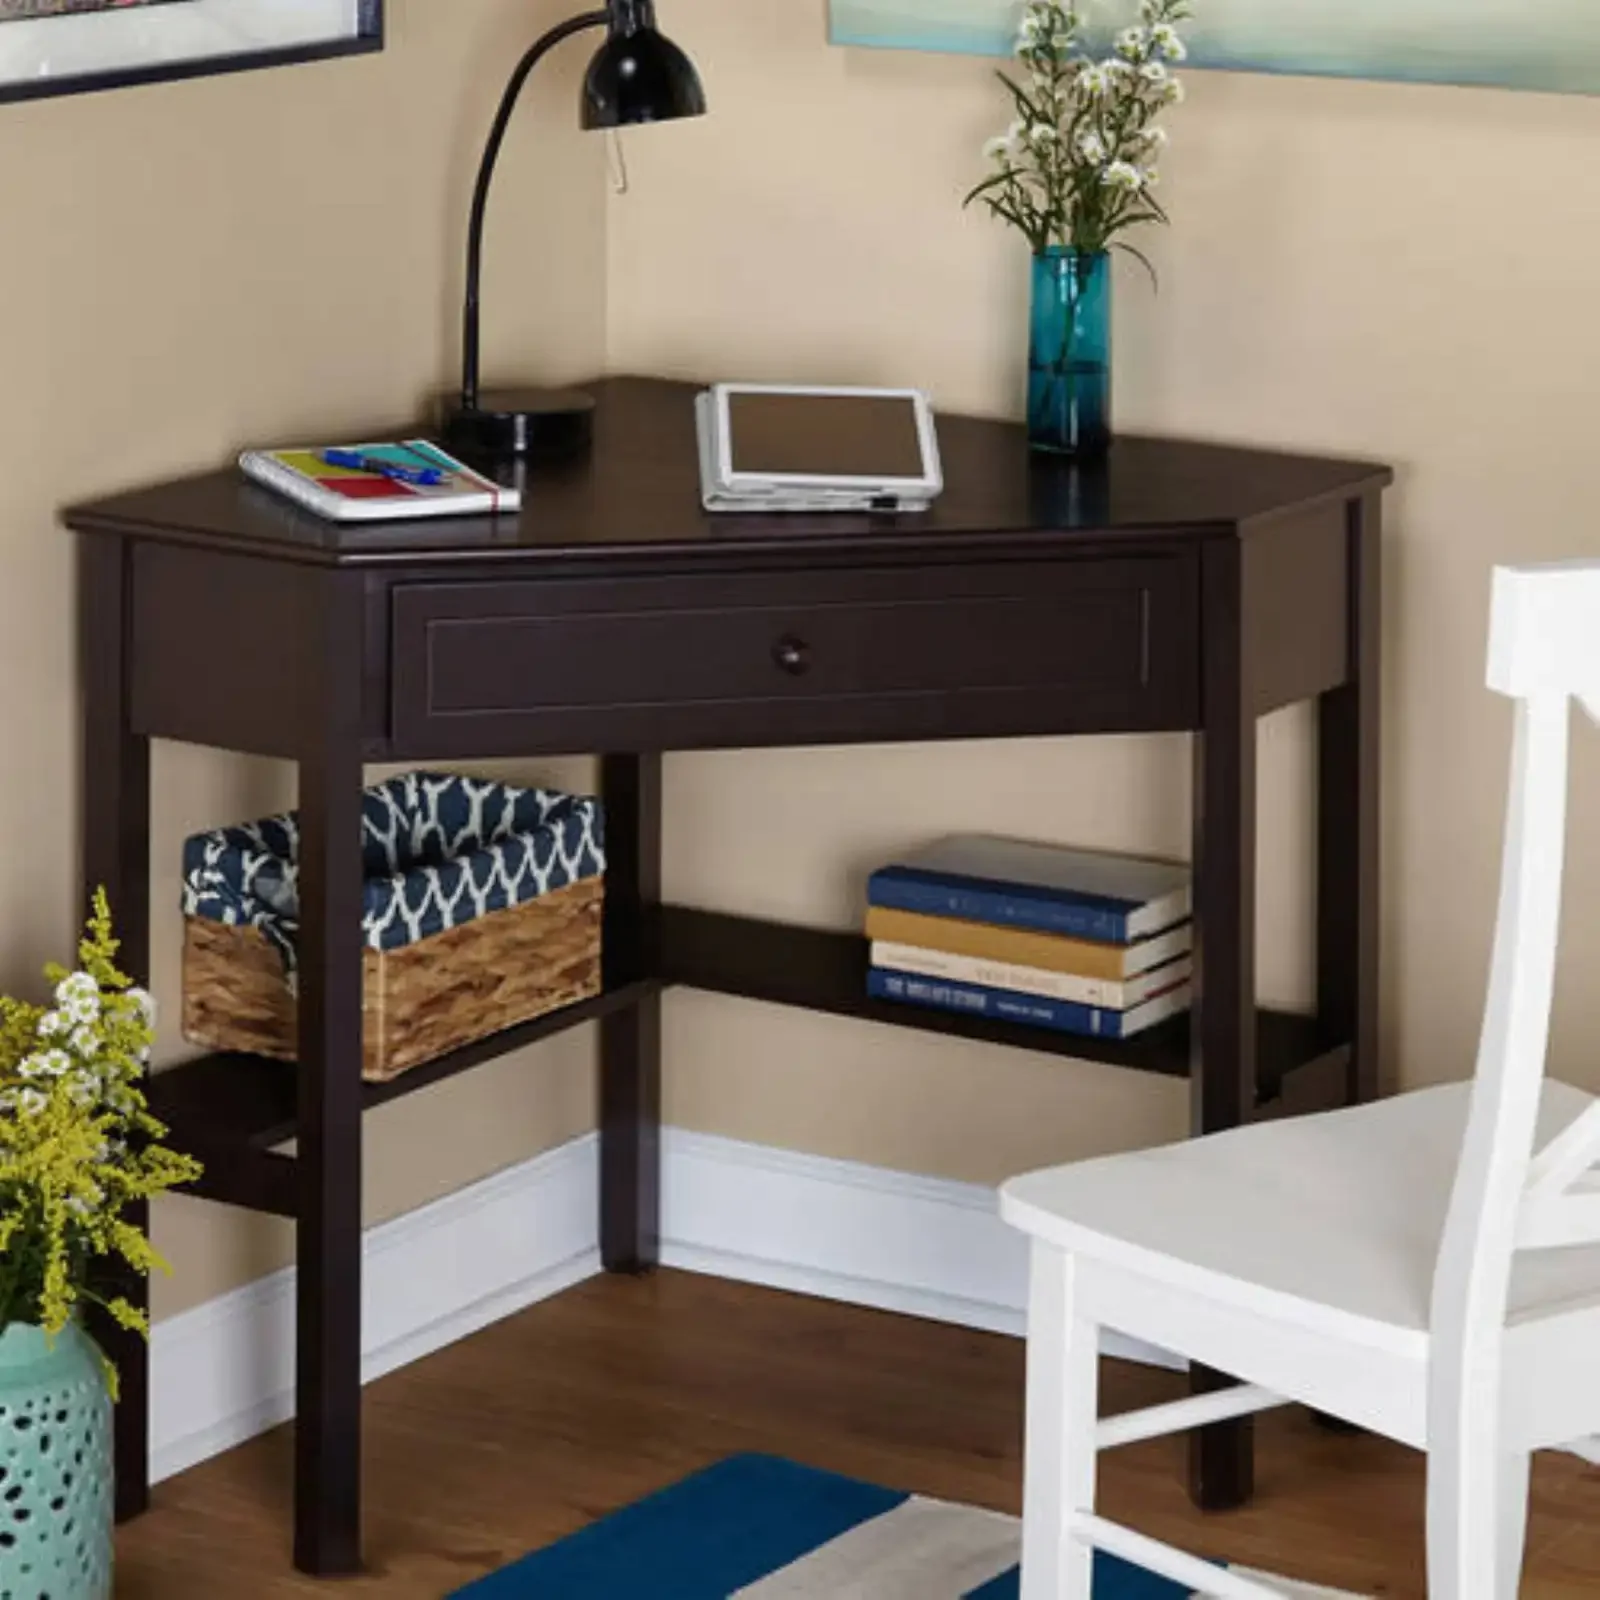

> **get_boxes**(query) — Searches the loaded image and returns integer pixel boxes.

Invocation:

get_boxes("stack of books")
[864,835,1192,1041]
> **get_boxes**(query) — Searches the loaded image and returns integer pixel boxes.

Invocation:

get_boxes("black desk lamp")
[443,0,706,462]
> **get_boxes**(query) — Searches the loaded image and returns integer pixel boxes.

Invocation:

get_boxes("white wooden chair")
[999,559,1600,1598]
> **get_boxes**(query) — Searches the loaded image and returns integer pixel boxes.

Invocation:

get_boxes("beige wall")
[0,0,609,1318]
[614,0,1600,1176]
[10,0,1600,1327]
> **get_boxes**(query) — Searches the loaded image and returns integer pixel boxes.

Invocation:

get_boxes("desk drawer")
[390,558,1198,755]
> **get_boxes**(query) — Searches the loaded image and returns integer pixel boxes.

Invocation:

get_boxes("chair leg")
[1496,1451,1531,1597]
[1426,1438,1530,1599]
[1020,1244,1099,1600]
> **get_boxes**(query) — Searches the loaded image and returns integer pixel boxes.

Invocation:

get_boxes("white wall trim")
[150,1127,1175,1484]
[150,1133,600,1484]
[660,1128,1176,1369]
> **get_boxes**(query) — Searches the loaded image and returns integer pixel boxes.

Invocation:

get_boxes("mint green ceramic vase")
[0,1323,112,1600]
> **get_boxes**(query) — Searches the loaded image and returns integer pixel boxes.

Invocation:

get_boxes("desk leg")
[1189,540,1258,1513]
[80,533,152,1524]
[1318,492,1382,1109]
[293,574,366,1576]
[601,753,662,1273]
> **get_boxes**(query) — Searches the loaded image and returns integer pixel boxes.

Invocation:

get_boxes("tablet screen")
[726,391,927,480]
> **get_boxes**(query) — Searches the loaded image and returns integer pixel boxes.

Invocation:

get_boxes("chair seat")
[1000,1080,1600,1358]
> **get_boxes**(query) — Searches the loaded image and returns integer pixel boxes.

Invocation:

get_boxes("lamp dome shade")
[581,25,706,128]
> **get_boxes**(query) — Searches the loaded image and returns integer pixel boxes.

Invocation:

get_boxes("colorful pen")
[320,448,445,487]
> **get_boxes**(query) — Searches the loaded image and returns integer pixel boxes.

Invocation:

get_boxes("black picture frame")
[0,0,383,105]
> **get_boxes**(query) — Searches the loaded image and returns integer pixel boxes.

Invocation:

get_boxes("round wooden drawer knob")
[772,635,812,677]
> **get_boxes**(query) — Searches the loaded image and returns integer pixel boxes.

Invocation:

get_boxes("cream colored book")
[870,940,1192,1010]
[862,905,1191,981]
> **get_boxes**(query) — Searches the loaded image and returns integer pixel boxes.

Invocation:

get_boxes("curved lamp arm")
[461,9,609,411]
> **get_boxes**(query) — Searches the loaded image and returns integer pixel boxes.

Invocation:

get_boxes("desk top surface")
[65,376,1392,570]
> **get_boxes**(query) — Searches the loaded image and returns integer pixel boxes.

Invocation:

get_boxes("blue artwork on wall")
[828,0,1600,97]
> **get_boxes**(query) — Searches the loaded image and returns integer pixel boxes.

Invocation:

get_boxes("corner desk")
[65,376,1390,1576]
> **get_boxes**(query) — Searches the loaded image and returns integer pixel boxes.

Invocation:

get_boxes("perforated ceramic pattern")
[0,1351,111,1600]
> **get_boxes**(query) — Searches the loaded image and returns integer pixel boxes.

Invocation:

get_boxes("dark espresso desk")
[66,376,1389,1576]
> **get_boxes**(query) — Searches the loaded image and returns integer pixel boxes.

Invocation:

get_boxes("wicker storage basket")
[179,773,605,1083]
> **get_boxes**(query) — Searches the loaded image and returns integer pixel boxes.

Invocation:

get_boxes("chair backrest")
[1430,560,1600,1368]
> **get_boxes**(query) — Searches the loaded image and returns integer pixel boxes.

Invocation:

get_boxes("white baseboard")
[660,1129,1176,1370]
[150,1127,1175,1484]
[150,1134,600,1484]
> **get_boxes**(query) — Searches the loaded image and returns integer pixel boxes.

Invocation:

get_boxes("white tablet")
[697,383,944,513]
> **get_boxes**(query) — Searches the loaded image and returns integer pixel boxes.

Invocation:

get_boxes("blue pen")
[320,448,445,487]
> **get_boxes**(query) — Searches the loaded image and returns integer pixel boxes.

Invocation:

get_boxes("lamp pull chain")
[608,129,631,196]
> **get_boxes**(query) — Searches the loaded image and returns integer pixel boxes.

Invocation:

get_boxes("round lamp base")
[441,387,596,462]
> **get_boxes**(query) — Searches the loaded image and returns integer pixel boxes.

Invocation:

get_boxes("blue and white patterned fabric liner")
[181,772,604,978]
[451,1454,1367,1598]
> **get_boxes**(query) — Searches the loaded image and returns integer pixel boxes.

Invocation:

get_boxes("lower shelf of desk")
[148,906,1349,1217]
[657,908,1340,1085]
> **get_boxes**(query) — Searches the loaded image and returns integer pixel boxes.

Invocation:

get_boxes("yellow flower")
[0,889,203,1358]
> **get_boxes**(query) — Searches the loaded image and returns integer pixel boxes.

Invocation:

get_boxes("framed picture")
[829,0,1600,98]
[0,0,383,105]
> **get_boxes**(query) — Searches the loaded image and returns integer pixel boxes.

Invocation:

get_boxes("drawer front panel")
[390,558,1199,755]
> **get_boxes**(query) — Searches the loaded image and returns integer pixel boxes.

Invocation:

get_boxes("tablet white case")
[696,384,943,514]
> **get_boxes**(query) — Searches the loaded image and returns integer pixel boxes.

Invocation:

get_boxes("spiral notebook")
[238,438,520,523]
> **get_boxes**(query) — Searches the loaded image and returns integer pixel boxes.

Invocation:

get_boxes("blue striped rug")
[450,1453,1366,1597]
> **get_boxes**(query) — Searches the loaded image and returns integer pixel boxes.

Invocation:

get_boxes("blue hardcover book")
[867,967,1190,1040]
[866,835,1190,944]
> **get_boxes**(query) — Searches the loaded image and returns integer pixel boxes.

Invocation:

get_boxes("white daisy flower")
[1116,26,1148,61]
[17,1088,47,1116]
[1162,76,1186,103]
[1077,131,1107,164]
[1151,24,1188,61]
[1140,60,1170,85]
[983,134,1014,163]
[127,987,157,1028]
[70,1025,98,1058]
[1049,7,1080,42]
[1028,121,1058,146]
[56,971,98,1008]
[1139,125,1170,151]
[37,1010,68,1039]
[1076,63,1113,96]
[35,1050,71,1078]
[1102,160,1146,192]
[62,995,98,1029]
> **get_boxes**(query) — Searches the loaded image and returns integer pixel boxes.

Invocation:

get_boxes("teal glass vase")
[0,1323,113,1600]
[1028,247,1112,457]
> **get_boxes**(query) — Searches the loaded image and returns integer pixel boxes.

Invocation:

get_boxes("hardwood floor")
[114,1270,1600,1597]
